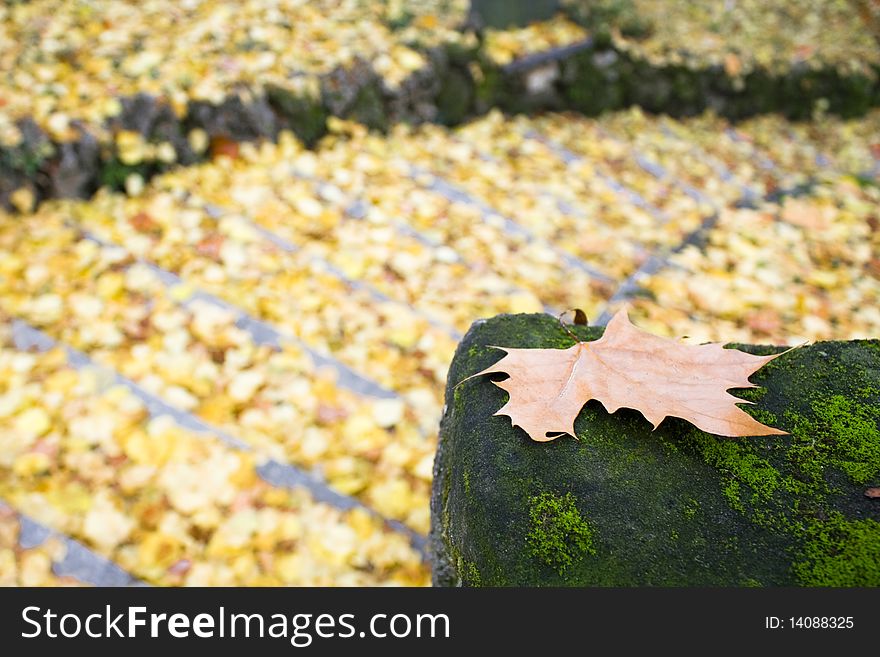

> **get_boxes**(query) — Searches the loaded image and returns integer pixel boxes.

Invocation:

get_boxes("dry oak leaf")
[466,309,788,441]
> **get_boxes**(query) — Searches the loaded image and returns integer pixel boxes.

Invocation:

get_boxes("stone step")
[5,504,144,587]
[4,5,878,213]
[10,320,429,555]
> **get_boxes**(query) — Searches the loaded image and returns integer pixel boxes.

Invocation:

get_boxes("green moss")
[858,384,879,398]
[564,51,626,115]
[734,386,768,403]
[794,514,880,586]
[1,140,54,177]
[788,395,880,485]
[814,396,880,483]
[567,0,654,39]
[473,61,506,111]
[99,157,153,191]
[682,430,783,507]
[460,559,482,586]
[264,84,328,147]
[347,83,387,132]
[722,479,744,512]
[436,67,475,125]
[526,491,596,575]
[683,498,700,520]
[743,406,778,428]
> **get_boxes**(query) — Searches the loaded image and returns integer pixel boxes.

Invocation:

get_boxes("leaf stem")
[557,310,583,344]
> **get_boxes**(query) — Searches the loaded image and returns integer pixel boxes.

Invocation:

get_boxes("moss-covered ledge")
[430,313,880,586]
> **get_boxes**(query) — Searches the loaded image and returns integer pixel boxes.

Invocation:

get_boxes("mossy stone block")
[265,84,329,147]
[436,67,477,125]
[431,313,880,586]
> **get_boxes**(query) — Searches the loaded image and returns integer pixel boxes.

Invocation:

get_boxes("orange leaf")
[724,53,742,77]
[129,211,160,234]
[210,136,240,160]
[196,234,224,260]
[746,309,783,336]
[465,309,788,441]
[780,199,832,230]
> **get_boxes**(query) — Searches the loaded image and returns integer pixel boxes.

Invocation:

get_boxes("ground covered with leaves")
[2,104,879,585]
[567,0,879,76]
[3,0,879,213]
[2,0,873,143]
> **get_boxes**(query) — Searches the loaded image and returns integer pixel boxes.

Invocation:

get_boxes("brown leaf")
[129,211,160,234]
[210,136,240,160]
[780,199,832,230]
[724,53,742,77]
[746,309,782,336]
[794,44,815,60]
[865,487,880,499]
[123,314,151,340]
[167,559,192,577]
[196,234,224,260]
[30,438,58,459]
[466,309,787,441]
[316,403,349,424]
[560,308,588,326]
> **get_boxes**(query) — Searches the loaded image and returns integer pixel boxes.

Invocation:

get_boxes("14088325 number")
[790,617,854,629]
